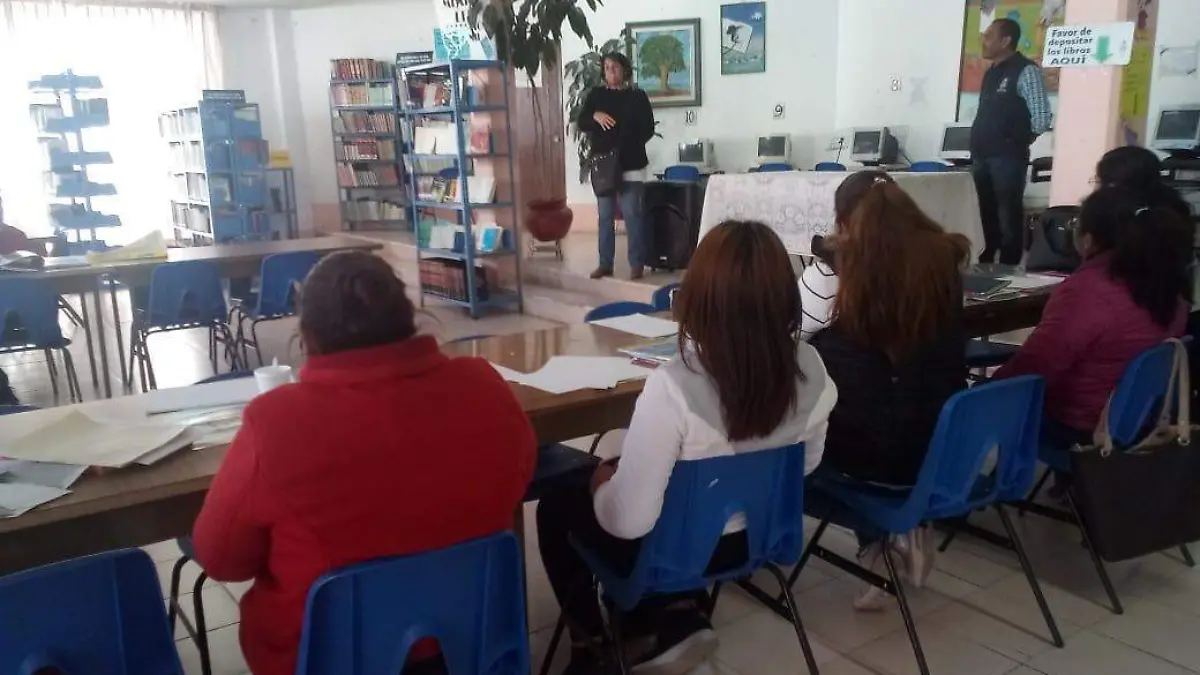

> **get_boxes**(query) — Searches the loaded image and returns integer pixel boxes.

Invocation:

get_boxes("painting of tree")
[626,19,702,107]
[638,34,686,94]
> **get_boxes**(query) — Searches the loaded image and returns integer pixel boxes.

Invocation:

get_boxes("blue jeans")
[971,156,1028,265]
[597,181,646,271]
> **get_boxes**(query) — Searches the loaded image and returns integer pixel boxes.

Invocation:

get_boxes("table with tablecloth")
[698,171,984,257]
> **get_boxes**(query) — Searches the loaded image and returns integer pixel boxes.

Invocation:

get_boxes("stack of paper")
[0,457,87,518]
[3,410,189,468]
[86,230,168,265]
[998,274,1065,291]
[589,314,679,339]
[493,356,652,395]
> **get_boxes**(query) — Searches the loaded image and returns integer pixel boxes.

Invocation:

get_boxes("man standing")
[971,18,1052,265]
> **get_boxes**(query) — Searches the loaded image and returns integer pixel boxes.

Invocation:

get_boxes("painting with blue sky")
[627,19,702,107]
[720,2,766,74]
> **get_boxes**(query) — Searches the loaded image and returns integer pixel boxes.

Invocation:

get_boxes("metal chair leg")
[538,612,569,675]
[706,582,723,619]
[763,562,821,674]
[882,545,930,675]
[62,349,81,403]
[1019,469,1053,519]
[785,516,831,591]
[1180,545,1196,568]
[192,571,212,675]
[1066,493,1123,614]
[251,320,265,367]
[938,526,960,553]
[608,605,631,675]
[44,349,61,402]
[166,556,187,634]
[995,504,1064,647]
[144,333,158,391]
[587,430,611,456]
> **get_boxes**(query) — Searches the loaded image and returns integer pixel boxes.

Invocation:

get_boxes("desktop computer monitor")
[849,127,899,165]
[1151,105,1200,154]
[757,135,791,164]
[677,139,713,168]
[939,124,973,163]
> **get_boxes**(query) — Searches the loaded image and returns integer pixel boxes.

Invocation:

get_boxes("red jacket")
[193,336,535,675]
[994,253,1187,432]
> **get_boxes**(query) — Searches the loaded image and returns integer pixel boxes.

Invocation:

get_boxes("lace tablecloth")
[699,171,984,256]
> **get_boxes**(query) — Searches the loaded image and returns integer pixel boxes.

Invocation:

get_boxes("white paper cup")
[254,364,295,393]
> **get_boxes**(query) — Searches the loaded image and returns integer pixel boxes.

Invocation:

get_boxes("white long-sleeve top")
[799,261,838,341]
[592,341,838,540]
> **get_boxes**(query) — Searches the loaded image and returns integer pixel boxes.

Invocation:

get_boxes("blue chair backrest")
[145,260,228,328]
[1106,341,1179,447]
[909,375,1045,517]
[0,277,66,346]
[585,301,658,322]
[255,251,321,317]
[296,532,529,675]
[195,371,253,385]
[758,162,793,173]
[618,444,807,604]
[0,549,183,675]
[651,283,679,311]
[663,165,702,182]
[909,161,949,173]
[0,405,40,415]
[814,162,846,172]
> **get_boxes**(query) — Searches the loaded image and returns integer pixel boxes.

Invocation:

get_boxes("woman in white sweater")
[537,220,838,675]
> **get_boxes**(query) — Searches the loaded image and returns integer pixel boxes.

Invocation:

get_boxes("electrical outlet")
[826,136,845,151]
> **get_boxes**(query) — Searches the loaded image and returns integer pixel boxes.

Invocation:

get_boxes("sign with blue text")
[1042,22,1135,68]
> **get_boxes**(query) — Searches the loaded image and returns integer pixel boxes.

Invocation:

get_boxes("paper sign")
[1043,22,1135,68]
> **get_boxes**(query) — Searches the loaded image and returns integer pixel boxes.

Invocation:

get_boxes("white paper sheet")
[492,356,652,394]
[145,378,257,415]
[0,458,88,490]
[998,274,1065,290]
[0,482,70,518]
[589,314,680,339]
[2,410,188,468]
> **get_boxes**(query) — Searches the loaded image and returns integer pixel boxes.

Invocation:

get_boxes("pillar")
[1049,0,1155,205]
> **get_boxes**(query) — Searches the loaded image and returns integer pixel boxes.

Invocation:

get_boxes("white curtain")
[0,0,222,244]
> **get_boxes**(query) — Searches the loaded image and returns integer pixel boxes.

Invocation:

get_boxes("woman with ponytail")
[1095,146,1191,220]
[993,186,1191,449]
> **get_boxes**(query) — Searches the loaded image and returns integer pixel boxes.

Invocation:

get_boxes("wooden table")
[0,291,1049,575]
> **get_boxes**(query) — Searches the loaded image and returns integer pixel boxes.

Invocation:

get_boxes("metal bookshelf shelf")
[400,58,522,319]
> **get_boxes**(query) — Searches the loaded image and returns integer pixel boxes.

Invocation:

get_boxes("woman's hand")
[590,460,617,494]
[593,112,617,131]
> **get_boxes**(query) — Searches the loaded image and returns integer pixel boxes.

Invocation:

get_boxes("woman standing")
[577,52,655,280]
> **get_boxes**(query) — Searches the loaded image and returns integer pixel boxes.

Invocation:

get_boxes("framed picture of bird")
[720,3,766,75]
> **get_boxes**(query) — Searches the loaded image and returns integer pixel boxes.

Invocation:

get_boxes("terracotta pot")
[525,198,574,242]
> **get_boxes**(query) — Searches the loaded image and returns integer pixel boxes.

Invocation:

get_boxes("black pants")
[536,482,748,640]
[972,156,1028,265]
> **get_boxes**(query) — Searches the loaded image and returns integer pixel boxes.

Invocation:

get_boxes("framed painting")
[626,18,702,108]
[720,2,766,75]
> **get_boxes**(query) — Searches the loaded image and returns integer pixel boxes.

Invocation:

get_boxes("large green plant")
[563,32,626,183]
[468,0,601,84]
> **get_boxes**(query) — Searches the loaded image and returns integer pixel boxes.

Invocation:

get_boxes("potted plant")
[468,0,600,243]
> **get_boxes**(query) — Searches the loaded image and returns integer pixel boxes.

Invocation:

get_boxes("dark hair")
[1096,146,1191,219]
[298,251,417,355]
[675,220,803,442]
[833,181,970,362]
[834,170,894,225]
[995,18,1022,50]
[601,52,633,83]
[1078,186,1191,327]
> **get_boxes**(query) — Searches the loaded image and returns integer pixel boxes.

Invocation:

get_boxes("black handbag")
[588,149,621,198]
[1070,339,1200,562]
[1026,206,1082,273]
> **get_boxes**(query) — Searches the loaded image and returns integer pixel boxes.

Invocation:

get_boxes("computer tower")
[643,180,704,271]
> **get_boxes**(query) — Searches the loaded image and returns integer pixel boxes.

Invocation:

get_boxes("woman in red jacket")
[193,251,536,675]
[994,186,1192,450]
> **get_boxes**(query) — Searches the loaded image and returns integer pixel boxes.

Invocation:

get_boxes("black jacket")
[810,317,967,486]
[577,86,655,172]
[971,52,1036,160]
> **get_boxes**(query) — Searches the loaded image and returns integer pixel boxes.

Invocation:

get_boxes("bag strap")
[1168,338,1192,444]
[1092,338,1192,454]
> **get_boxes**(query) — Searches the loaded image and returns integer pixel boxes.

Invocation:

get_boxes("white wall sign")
[773,103,785,120]
[685,109,698,126]
[1043,22,1135,68]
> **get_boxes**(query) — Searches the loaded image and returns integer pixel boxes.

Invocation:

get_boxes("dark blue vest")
[971,53,1036,160]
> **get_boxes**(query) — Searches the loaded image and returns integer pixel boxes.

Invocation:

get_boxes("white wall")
[559,0,839,205]
[1147,0,1200,140]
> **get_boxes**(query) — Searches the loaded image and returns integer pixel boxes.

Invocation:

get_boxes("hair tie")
[1135,207,1150,216]
[873,177,888,185]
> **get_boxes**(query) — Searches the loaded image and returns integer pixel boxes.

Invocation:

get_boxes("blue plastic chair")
[540,444,820,675]
[1021,341,1193,614]
[909,161,949,173]
[662,165,702,182]
[296,532,529,675]
[232,251,321,366]
[584,301,658,323]
[0,277,83,402]
[651,283,679,311]
[129,260,238,392]
[757,162,794,173]
[966,338,1020,376]
[0,404,39,415]
[797,376,1062,675]
[814,162,846,172]
[0,548,183,675]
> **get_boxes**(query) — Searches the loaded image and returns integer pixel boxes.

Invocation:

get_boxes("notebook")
[619,338,680,364]
[962,274,1011,299]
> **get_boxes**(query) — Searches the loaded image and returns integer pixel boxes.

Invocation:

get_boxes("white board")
[1043,22,1136,68]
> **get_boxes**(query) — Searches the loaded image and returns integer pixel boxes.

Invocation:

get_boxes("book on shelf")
[345,197,405,222]
[430,176,448,202]
[442,179,460,203]
[330,58,392,81]
[337,139,396,161]
[466,175,496,203]
[468,124,493,155]
[331,82,395,107]
[333,111,396,134]
[406,155,457,175]
[337,164,399,188]
[413,126,438,154]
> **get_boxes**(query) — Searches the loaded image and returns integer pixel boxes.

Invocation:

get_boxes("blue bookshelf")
[160,90,269,245]
[400,59,523,319]
[29,70,120,245]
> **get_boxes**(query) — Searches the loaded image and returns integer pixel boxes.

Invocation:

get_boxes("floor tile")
[966,573,1113,634]
[177,624,247,675]
[143,540,185,564]
[224,580,253,601]
[850,623,1020,675]
[1025,630,1190,675]
[155,557,216,597]
[921,600,1069,664]
[816,658,886,675]
[1134,560,1200,618]
[1092,600,1200,671]
[792,581,912,652]
[715,610,840,675]
[177,585,242,636]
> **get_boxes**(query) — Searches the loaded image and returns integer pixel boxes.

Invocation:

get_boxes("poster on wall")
[627,19,702,107]
[432,0,496,61]
[1118,0,1159,145]
[720,3,766,75]
[957,0,1066,123]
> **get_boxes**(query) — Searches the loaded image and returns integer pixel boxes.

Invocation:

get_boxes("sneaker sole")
[631,629,719,675]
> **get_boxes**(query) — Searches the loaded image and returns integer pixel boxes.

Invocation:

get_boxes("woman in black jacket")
[577,52,655,280]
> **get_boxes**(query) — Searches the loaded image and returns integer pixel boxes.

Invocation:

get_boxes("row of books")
[343,198,405,222]
[333,111,397,134]
[167,142,205,169]
[160,108,201,138]
[404,73,455,109]
[330,58,392,81]
[336,139,397,161]
[337,164,400,187]
[411,122,492,155]
[416,175,497,204]
[405,155,457,175]
[419,258,492,303]
[331,83,395,108]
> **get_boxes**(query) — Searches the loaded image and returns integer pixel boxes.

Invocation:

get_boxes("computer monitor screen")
[678,142,705,164]
[942,126,972,153]
[852,131,882,156]
[758,135,787,157]
[1156,109,1200,143]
